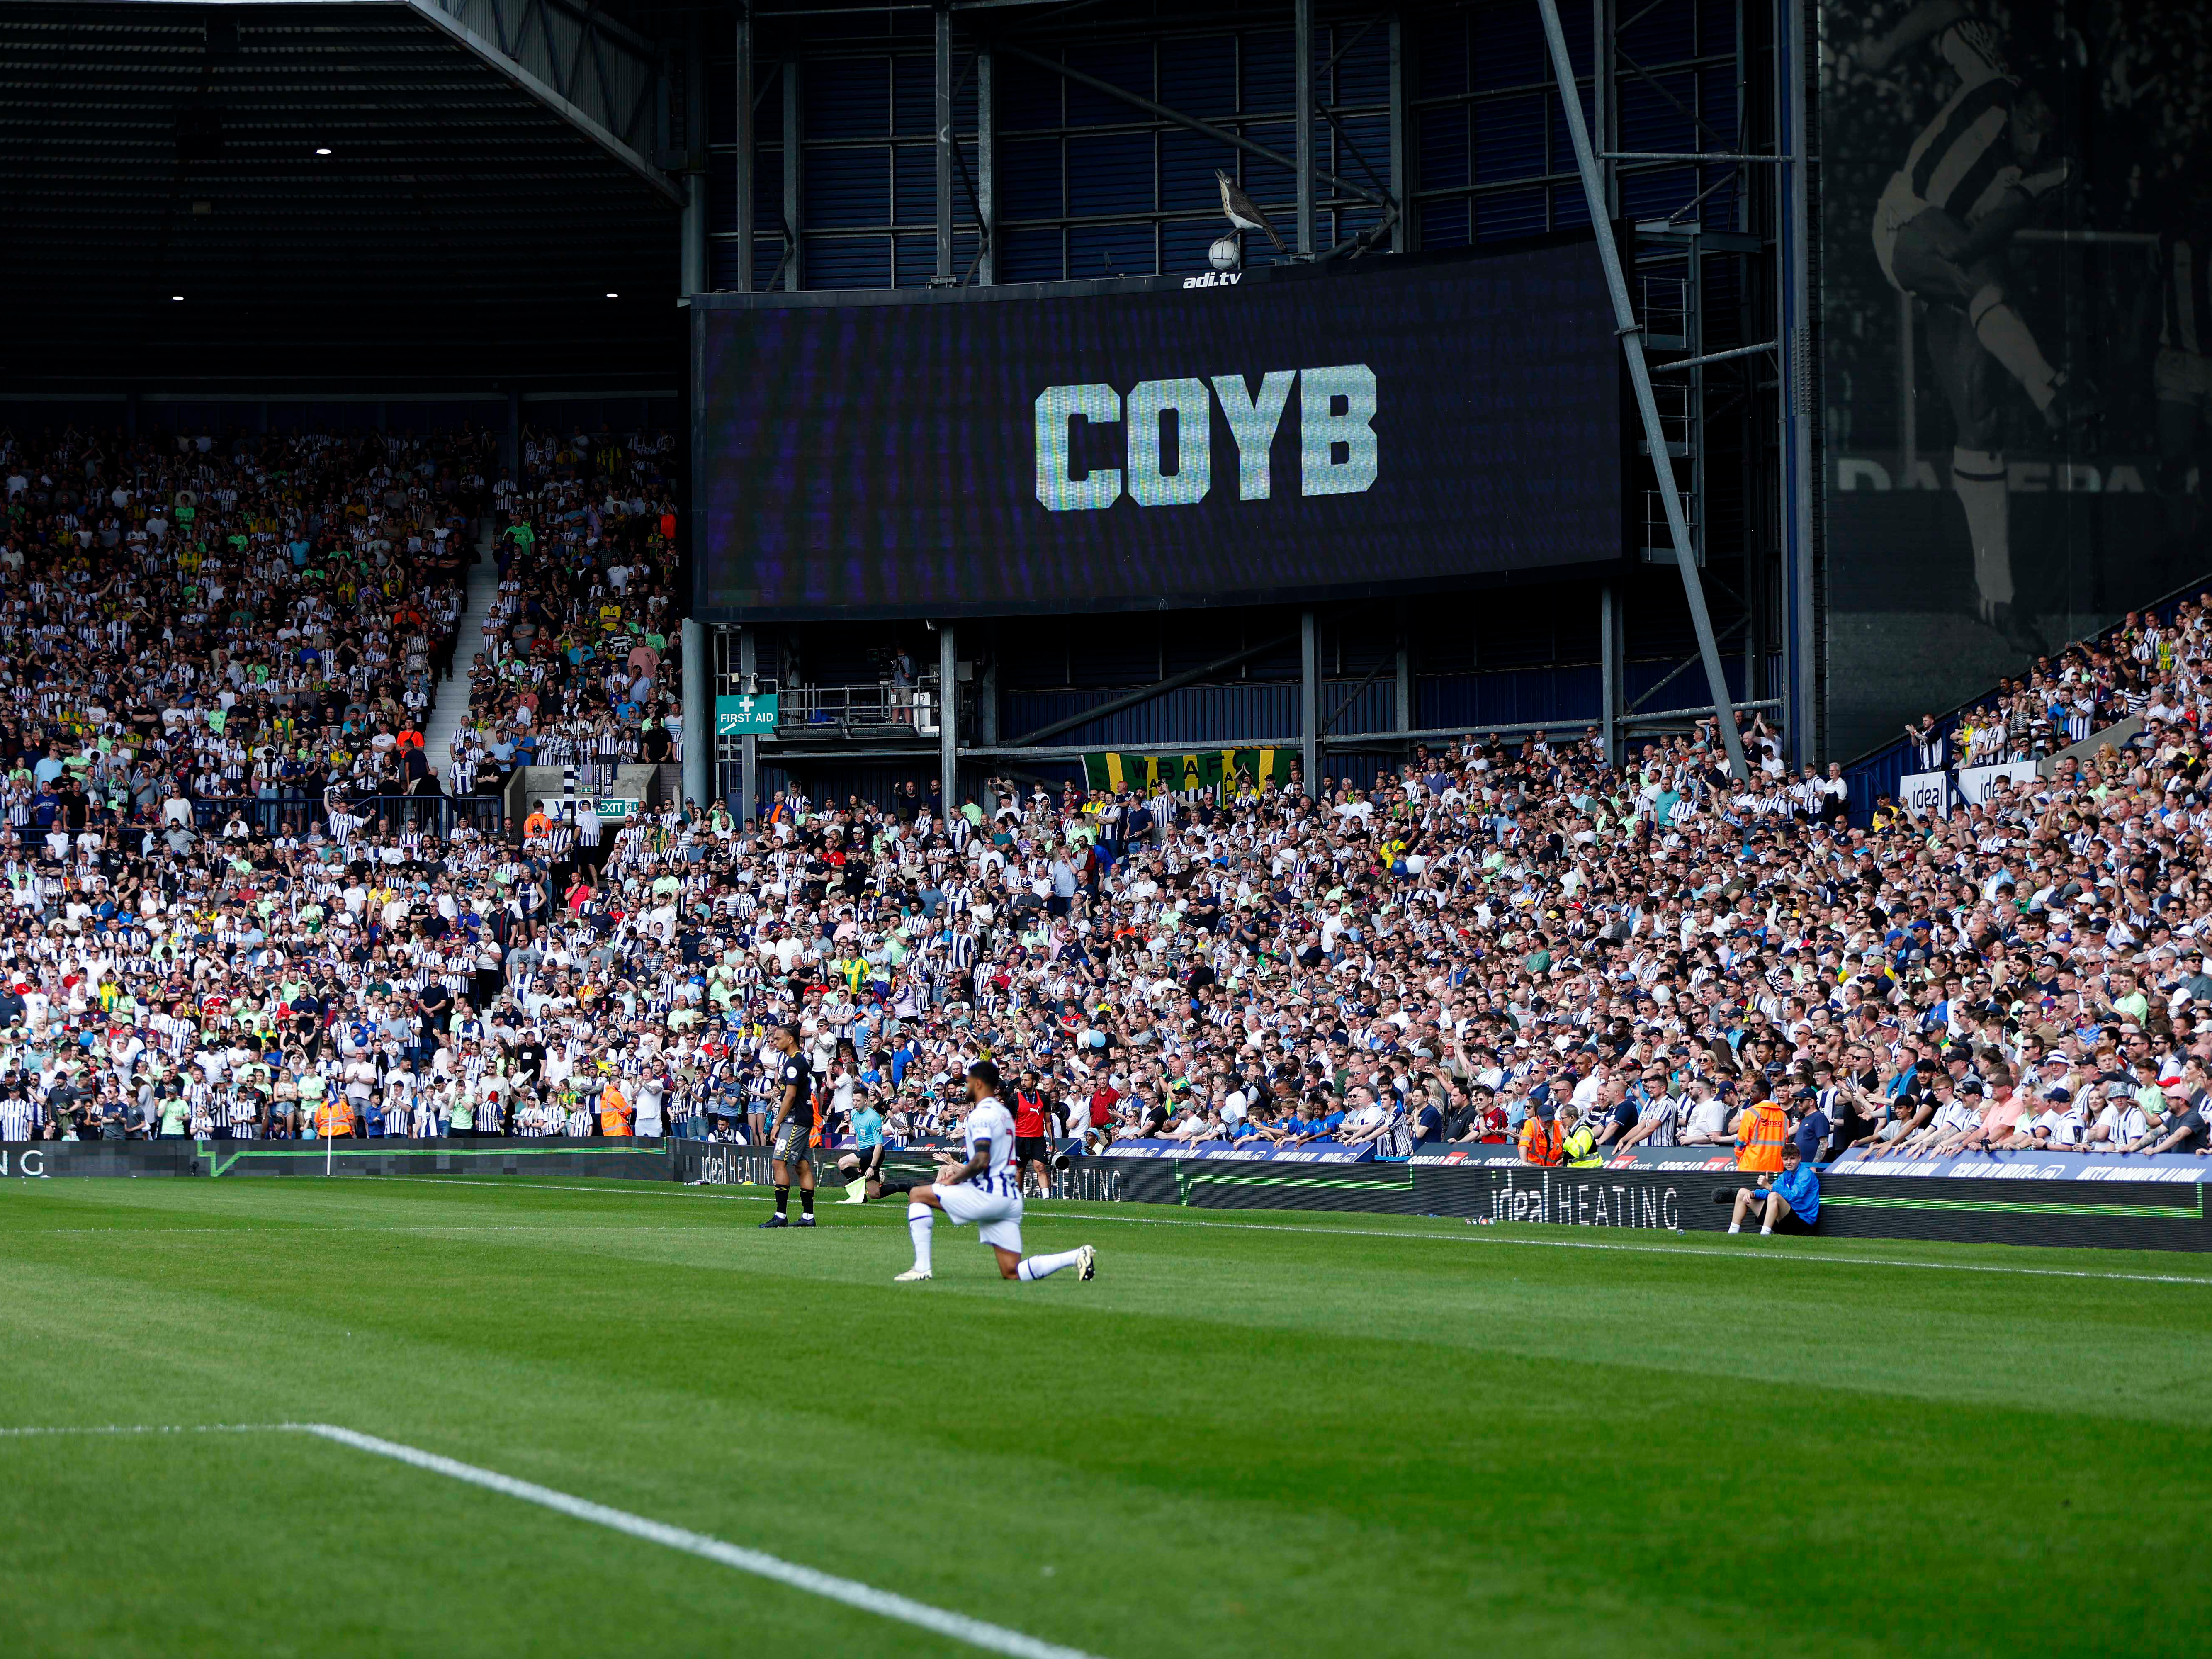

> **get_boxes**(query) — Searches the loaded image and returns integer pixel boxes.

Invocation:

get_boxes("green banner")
[1082,749,1289,794]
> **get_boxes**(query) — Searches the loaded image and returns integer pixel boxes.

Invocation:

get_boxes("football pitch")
[3,1178,2207,1658]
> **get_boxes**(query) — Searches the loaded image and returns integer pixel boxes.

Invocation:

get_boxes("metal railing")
[774,676,975,736]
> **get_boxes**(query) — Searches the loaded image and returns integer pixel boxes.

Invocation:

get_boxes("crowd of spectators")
[1903,600,2207,771]
[0,419,2207,1168]
[442,426,685,802]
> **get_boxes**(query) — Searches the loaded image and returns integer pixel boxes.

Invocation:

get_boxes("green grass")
[2,1175,2208,1658]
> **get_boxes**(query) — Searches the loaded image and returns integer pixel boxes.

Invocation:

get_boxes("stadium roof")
[0,1,683,389]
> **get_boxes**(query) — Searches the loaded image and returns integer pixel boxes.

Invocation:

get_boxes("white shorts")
[935,1181,1024,1253]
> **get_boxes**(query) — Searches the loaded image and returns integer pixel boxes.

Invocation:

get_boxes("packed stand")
[0,424,482,821]
[0,435,2209,1167]
[443,425,684,803]
[1901,600,2208,771]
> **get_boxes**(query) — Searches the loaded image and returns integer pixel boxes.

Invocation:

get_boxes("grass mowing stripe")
[376,1177,769,1201]
[294,1425,1106,1659]
[0,1421,1102,1659]
[1021,1209,2212,1286]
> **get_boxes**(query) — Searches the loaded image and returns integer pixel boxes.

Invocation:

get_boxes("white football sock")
[1952,447,2014,607]
[1017,1249,1084,1281]
[1727,1222,1741,1233]
[1760,1224,1774,1235]
[907,1203,934,1273]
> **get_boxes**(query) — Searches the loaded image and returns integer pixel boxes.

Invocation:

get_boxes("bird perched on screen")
[1214,170,1285,253]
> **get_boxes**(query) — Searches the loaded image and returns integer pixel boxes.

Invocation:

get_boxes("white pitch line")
[1021,1209,2212,1288]
[0,1421,1106,1659]
[375,1177,768,1202]
[0,1422,290,1437]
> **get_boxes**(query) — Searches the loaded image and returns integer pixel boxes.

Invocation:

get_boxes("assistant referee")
[759,1023,818,1229]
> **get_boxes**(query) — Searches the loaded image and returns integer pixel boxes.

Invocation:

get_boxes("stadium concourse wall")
[9,1140,2212,1254]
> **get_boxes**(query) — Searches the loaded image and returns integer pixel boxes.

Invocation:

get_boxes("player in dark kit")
[1857,0,2086,655]
[758,1024,817,1228]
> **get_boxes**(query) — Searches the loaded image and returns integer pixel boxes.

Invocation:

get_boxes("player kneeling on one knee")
[894,1059,1095,1285]
[1716,1143,1820,1236]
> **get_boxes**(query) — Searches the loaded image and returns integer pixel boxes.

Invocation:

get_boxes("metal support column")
[1293,0,1315,258]
[938,624,959,808]
[976,51,996,283]
[733,6,754,292]
[1778,0,1816,763]
[1300,611,1321,796]
[933,5,955,282]
[737,626,758,823]
[781,60,803,292]
[680,19,708,298]
[1394,639,1414,742]
[1599,582,1620,765]
[680,617,707,808]
[1534,0,1748,779]
[1388,11,1410,253]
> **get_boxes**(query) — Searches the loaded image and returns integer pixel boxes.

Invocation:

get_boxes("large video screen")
[1821,0,2212,757]
[693,242,1620,620]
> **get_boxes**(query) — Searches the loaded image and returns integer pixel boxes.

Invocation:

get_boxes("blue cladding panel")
[1332,24,1389,106]
[1700,64,1741,142]
[1699,0,1735,54]
[893,144,935,225]
[1414,14,1467,98]
[1420,666,1604,730]
[1477,185,1547,242]
[998,228,1062,282]
[1550,183,1590,229]
[1158,35,1238,117]
[1161,219,1224,275]
[1238,122,1296,203]
[1419,106,1471,193]
[1066,132,1156,217]
[895,234,936,287]
[1242,31,1293,112]
[1329,114,1391,188]
[1063,42,1153,126]
[998,61,1060,128]
[1066,221,1155,279]
[892,54,933,136]
[1474,94,1544,184]
[1621,166,1697,220]
[1421,196,1470,248]
[1619,73,1697,151]
[756,155,783,234]
[808,58,890,138]
[806,146,890,228]
[1160,128,1237,210]
[997,137,1061,219]
[803,235,890,289]
[1621,0,1697,65]
[1471,5,1544,90]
